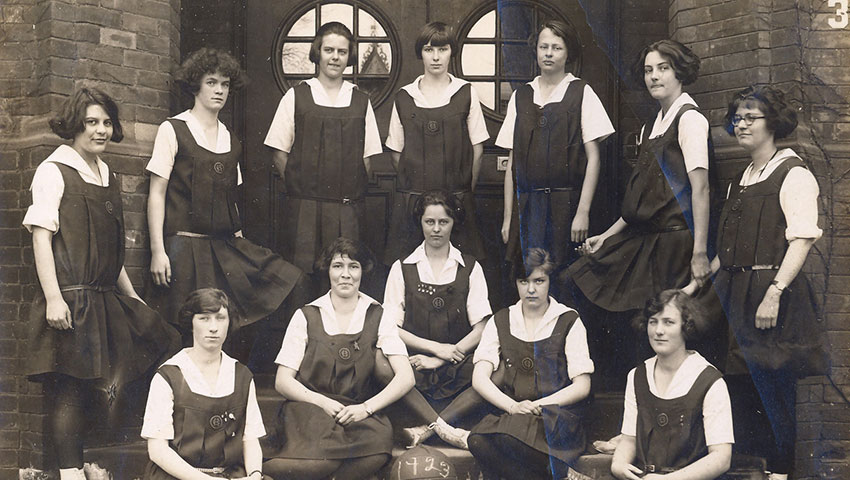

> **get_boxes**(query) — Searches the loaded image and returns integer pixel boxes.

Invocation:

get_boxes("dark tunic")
[568,105,703,312]
[268,304,393,459]
[505,80,586,268]
[27,161,178,390]
[147,119,302,328]
[715,157,828,377]
[633,363,722,474]
[472,309,587,466]
[280,82,370,273]
[384,84,485,264]
[144,363,253,479]
[402,254,475,401]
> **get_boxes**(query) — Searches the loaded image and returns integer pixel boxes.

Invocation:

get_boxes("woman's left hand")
[335,403,370,425]
[755,287,781,329]
[690,252,711,287]
[571,212,590,243]
[410,354,446,371]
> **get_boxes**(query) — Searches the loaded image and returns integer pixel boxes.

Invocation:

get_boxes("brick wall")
[0,0,180,472]
[669,1,850,478]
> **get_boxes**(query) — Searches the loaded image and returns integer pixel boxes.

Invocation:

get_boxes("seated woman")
[263,238,415,480]
[611,289,733,480]
[468,248,593,480]
[142,288,269,480]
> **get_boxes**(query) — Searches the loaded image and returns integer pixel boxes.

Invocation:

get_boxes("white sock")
[59,468,86,480]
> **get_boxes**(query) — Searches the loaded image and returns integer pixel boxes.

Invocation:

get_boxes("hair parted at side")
[315,236,376,274]
[632,39,700,86]
[724,85,798,139]
[415,22,457,59]
[310,21,357,67]
[513,247,556,280]
[635,289,704,342]
[177,288,240,335]
[413,189,465,226]
[176,48,246,96]
[49,87,124,143]
[529,20,581,67]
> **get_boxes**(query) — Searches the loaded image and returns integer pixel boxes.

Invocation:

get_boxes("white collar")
[46,144,110,187]
[171,110,230,152]
[402,241,466,267]
[529,73,578,105]
[508,296,570,323]
[306,77,355,94]
[164,348,237,395]
[308,290,380,310]
[649,92,698,138]
[401,74,468,105]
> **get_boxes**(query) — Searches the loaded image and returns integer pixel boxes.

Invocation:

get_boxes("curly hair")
[48,87,123,142]
[309,21,357,67]
[512,247,557,280]
[529,20,581,68]
[413,189,465,226]
[175,48,246,96]
[724,85,798,139]
[415,22,457,59]
[632,39,700,86]
[314,236,376,275]
[176,288,240,337]
[635,289,703,343]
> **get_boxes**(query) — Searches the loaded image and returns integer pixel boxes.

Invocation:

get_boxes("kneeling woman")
[264,238,415,480]
[142,289,269,479]
[611,290,733,480]
[469,249,593,480]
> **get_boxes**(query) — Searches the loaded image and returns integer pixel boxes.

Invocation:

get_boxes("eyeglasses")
[731,114,766,126]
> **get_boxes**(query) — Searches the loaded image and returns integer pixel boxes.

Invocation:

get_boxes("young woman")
[265,22,382,278]
[263,238,415,480]
[712,86,827,480]
[23,87,179,480]
[147,48,302,337]
[381,190,492,448]
[496,20,614,280]
[142,289,270,480]
[384,21,489,264]
[468,248,593,480]
[567,39,714,379]
[611,290,733,480]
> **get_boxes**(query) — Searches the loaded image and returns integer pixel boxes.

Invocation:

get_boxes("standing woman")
[263,238,414,480]
[265,22,383,279]
[147,48,302,336]
[713,86,827,480]
[23,87,179,480]
[496,20,614,280]
[382,190,493,448]
[384,21,490,263]
[468,248,593,480]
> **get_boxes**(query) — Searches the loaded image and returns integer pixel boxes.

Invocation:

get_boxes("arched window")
[272,1,401,107]
[454,0,582,121]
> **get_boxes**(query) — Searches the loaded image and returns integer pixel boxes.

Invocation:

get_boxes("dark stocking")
[330,454,390,480]
[48,374,88,469]
[468,433,555,480]
[262,458,340,480]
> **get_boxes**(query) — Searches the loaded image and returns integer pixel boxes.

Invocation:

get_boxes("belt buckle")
[543,187,551,194]
[342,197,351,205]
[645,465,656,473]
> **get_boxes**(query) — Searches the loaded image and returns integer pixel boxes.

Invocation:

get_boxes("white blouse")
[640,92,709,173]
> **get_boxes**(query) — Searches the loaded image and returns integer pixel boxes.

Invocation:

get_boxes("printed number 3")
[829,0,849,28]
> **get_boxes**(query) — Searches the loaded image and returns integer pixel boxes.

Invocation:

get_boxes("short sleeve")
[244,380,266,439]
[677,110,710,172]
[472,318,500,369]
[385,102,404,152]
[363,100,383,158]
[703,378,734,446]
[381,261,407,328]
[494,91,518,149]
[377,312,409,356]
[22,162,64,233]
[780,166,822,241]
[146,121,179,180]
[275,309,309,371]
[467,87,490,146]
[621,368,638,436]
[580,84,614,144]
[141,372,175,440]
[264,90,296,153]
[564,318,594,379]
[466,262,492,326]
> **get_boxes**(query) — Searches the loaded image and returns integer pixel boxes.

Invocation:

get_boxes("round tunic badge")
[209,414,224,430]
[213,161,225,174]
[338,347,352,360]
[537,116,548,128]
[731,198,742,211]
[431,296,445,310]
[104,200,114,214]
[520,357,535,372]
[657,412,669,427]
[426,120,440,133]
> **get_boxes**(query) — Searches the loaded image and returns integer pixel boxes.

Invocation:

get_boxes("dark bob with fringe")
[512,248,557,281]
[632,39,700,86]
[309,22,357,67]
[529,20,581,68]
[48,87,123,143]
[724,85,798,139]
[413,189,465,226]
[177,288,240,337]
[415,22,457,59]
[314,237,376,275]
[635,289,704,343]
[176,48,246,96]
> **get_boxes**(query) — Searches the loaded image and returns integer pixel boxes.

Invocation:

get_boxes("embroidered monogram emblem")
[537,116,548,128]
[339,347,352,360]
[213,162,225,174]
[657,412,669,427]
[210,414,224,430]
[432,296,445,310]
[426,120,439,133]
[104,200,114,214]
[520,357,535,372]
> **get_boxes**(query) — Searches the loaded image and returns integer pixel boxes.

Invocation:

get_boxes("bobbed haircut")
[175,48,246,96]
[529,20,581,67]
[635,289,703,343]
[415,22,457,59]
[177,288,240,336]
[512,248,557,280]
[412,189,465,226]
[49,87,123,143]
[632,39,700,86]
[315,236,376,275]
[309,21,357,67]
[724,85,798,139]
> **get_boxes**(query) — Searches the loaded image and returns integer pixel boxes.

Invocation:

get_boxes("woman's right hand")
[611,461,643,480]
[319,397,345,419]
[431,343,465,364]
[150,251,172,287]
[501,218,510,244]
[45,296,72,330]
[508,400,541,416]
[582,234,605,255]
